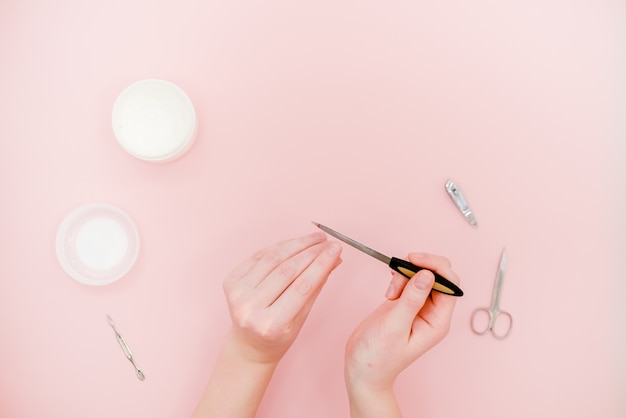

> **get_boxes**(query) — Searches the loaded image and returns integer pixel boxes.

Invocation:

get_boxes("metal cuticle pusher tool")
[106,315,145,381]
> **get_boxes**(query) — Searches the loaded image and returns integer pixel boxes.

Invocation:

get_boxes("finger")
[413,268,460,331]
[289,255,343,330]
[408,252,459,320]
[409,252,459,297]
[408,253,458,299]
[385,253,452,300]
[236,232,327,289]
[253,242,327,306]
[389,269,435,328]
[269,241,342,320]
[223,258,257,293]
[385,271,409,300]
[408,252,452,272]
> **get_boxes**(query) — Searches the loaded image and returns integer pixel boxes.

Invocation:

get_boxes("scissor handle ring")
[491,310,513,340]
[470,308,492,335]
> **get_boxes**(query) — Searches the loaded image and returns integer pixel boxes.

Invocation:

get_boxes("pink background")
[1,1,624,417]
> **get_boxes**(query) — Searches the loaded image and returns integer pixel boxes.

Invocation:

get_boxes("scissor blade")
[312,222,391,265]
[491,247,507,307]
[499,248,507,275]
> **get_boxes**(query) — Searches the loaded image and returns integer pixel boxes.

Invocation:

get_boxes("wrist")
[224,328,283,368]
[345,364,396,398]
[346,382,400,418]
[346,378,395,402]
[192,331,279,418]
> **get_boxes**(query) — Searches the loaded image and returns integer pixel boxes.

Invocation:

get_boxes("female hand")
[344,253,460,417]
[193,232,343,418]
[223,231,343,365]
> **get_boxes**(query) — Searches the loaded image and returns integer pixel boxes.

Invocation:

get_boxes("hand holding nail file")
[313,222,464,297]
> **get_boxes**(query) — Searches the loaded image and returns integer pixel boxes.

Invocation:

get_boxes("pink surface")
[0,1,624,417]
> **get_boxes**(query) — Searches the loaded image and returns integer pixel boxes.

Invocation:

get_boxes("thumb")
[390,269,435,326]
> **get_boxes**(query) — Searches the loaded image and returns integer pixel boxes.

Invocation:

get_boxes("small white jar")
[112,79,198,162]
[56,203,140,286]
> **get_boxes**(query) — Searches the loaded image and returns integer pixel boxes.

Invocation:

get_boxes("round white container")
[112,79,197,162]
[56,203,140,286]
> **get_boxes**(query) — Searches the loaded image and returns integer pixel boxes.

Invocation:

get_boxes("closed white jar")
[112,79,198,162]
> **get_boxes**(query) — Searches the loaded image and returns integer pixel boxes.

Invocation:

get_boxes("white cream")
[75,217,129,270]
[112,79,197,162]
[56,203,140,286]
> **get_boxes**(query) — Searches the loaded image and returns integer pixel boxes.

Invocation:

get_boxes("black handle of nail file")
[389,257,464,297]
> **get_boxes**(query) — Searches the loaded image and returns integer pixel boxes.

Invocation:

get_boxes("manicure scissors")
[470,248,512,339]
[313,222,463,297]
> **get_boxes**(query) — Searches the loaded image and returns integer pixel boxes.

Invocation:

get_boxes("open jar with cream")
[56,203,140,285]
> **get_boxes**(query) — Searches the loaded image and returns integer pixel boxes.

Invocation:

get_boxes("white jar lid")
[112,79,197,162]
[56,203,140,286]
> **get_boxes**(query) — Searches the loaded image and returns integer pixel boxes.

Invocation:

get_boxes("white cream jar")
[112,79,197,162]
[56,203,140,286]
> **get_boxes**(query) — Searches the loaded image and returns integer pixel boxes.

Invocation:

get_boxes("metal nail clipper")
[445,179,477,227]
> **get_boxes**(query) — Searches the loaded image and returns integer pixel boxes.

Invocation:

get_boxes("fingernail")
[311,231,326,241]
[414,270,434,290]
[327,242,341,254]
[385,283,395,299]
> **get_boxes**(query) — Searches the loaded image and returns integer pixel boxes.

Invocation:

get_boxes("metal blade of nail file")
[314,223,391,264]
[312,222,463,296]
